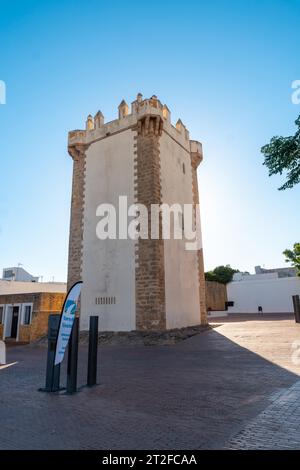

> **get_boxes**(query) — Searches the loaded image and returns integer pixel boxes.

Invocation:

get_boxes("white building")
[67,94,207,331]
[2,267,39,282]
[227,268,300,314]
[254,265,297,278]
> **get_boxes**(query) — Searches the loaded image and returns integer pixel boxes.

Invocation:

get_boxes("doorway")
[4,305,20,340]
[11,306,19,338]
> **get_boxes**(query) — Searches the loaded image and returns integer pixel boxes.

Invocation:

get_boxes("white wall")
[160,132,201,328]
[227,277,300,313]
[81,129,136,331]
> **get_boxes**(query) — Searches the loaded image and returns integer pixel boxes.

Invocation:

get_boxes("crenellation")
[68,130,87,147]
[162,104,171,122]
[175,119,189,141]
[68,94,195,154]
[86,114,94,130]
[190,140,203,168]
[176,118,184,132]
[94,110,104,128]
[118,99,129,119]
[190,140,203,156]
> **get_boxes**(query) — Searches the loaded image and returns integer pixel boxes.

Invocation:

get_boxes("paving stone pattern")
[1,314,300,449]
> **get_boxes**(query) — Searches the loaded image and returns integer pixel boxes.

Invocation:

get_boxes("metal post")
[52,360,61,391]
[66,317,79,394]
[292,295,300,324]
[41,314,61,392]
[87,316,99,387]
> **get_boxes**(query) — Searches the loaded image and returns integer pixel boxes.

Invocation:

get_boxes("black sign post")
[39,314,61,392]
[87,316,99,387]
[292,295,300,324]
[66,316,79,394]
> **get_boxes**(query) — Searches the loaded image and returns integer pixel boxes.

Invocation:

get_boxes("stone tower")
[67,94,207,331]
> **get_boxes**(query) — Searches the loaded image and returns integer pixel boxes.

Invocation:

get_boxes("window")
[0,306,3,324]
[3,269,14,279]
[182,163,185,174]
[23,305,32,325]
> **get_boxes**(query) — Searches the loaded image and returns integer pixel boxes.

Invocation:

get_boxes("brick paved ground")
[227,380,300,449]
[1,314,300,449]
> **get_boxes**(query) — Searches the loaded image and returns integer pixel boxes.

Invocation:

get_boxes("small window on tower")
[182,163,185,174]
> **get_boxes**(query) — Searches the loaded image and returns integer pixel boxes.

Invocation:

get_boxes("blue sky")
[0,0,300,281]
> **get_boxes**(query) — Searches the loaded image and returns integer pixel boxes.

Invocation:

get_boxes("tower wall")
[80,129,136,331]
[160,132,201,328]
[134,116,166,330]
[67,145,87,290]
[191,145,207,325]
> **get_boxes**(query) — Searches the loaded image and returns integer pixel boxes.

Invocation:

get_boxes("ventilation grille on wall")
[95,296,116,305]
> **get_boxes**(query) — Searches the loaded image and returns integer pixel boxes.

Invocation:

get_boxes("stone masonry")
[134,115,166,330]
[205,280,227,312]
[0,292,65,343]
[67,144,88,291]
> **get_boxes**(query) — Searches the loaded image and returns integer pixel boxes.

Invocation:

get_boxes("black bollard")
[66,317,79,394]
[292,295,300,324]
[40,314,61,392]
[87,316,99,387]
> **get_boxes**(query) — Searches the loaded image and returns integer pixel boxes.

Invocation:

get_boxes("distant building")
[227,266,300,314]
[254,265,297,278]
[2,267,39,282]
[0,281,67,343]
[233,271,278,282]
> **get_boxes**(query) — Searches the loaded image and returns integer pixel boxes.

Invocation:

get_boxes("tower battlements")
[68,94,202,157]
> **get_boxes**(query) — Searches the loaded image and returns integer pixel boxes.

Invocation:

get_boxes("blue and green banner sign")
[54,281,83,365]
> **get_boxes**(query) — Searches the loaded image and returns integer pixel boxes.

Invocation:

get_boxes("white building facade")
[227,272,300,314]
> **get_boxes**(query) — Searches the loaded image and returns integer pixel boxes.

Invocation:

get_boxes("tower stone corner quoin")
[67,93,207,332]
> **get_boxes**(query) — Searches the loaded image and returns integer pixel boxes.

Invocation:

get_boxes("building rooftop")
[254,265,297,278]
[0,280,67,296]
[232,265,297,282]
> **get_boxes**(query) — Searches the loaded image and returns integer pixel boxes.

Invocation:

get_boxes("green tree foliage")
[283,243,300,276]
[205,265,239,284]
[261,115,300,190]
